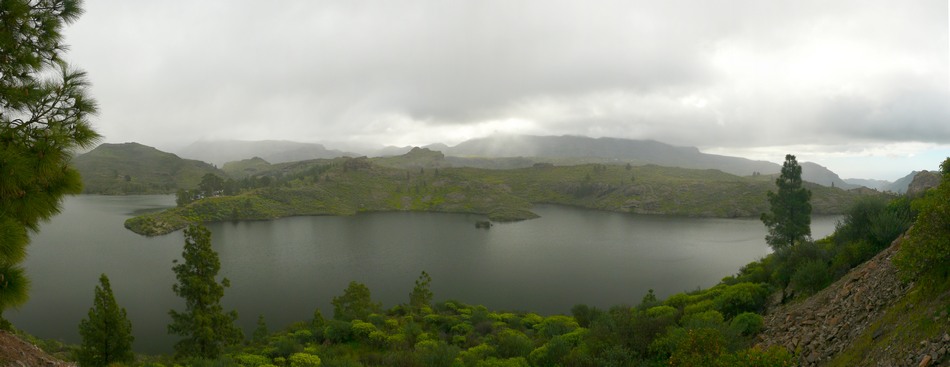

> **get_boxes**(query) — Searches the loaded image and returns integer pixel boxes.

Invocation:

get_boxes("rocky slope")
[759,236,949,366]
[0,331,72,366]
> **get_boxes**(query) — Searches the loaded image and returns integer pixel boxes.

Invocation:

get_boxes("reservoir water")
[8,195,839,353]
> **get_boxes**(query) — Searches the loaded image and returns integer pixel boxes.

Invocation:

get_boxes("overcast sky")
[62,0,949,180]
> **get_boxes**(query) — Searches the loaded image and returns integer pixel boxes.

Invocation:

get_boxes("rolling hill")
[72,142,225,194]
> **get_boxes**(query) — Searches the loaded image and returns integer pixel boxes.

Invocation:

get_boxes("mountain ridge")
[172,135,886,188]
[73,142,224,194]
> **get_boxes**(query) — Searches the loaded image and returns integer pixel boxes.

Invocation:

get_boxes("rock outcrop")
[758,236,950,366]
[906,171,941,197]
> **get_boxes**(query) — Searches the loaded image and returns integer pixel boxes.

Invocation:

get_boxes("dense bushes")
[721,193,914,301]
[895,159,950,281]
[172,275,790,367]
[713,283,770,318]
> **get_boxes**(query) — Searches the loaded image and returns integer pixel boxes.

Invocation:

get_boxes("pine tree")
[409,270,433,313]
[77,274,134,367]
[761,154,812,251]
[252,314,268,345]
[168,224,243,359]
[0,0,99,321]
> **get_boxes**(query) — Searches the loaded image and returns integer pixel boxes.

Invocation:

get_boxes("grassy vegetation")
[74,142,225,194]
[108,276,794,367]
[126,157,888,236]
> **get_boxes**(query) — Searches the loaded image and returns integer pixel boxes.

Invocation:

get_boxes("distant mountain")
[372,146,415,157]
[373,143,450,157]
[438,135,782,177]
[372,147,445,169]
[178,135,861,189]
[176,140,357,166]
[798,162,860,190]
[73,142,225,194]
[844,178,891,191]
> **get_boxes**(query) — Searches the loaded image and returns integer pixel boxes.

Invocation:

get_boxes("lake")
[7,195,839,353]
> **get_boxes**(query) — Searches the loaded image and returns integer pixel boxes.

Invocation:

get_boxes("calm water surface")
[8,195,839,353]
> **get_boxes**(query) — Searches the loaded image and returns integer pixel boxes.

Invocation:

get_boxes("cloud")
[62,0,948,158]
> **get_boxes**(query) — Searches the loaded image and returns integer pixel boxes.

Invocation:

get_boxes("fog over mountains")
[171,134,920,192]
[177,140,357,167]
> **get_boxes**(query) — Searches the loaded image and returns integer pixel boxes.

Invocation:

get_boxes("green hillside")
[73,142,225,194]
[221,156,273,179]
[125,154,887,236]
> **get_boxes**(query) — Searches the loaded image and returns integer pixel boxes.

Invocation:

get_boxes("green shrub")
[646,305,678,320]
[570,304,602,328]
[664,293,690,310]
[475,357,530,367]
[233,353,272,367]
[714,283,769,318]
[319,356,362,367]
[528,336,573,367]
[681,310,725,329]
[536,315,579,339]
[668,328,725,367]
[289,353,322,367]
[351,320,377,338]
[719,345,796,366]
[896,161,950,281]
[683,299,714,315]
[324,320,354,343]
[271,336,303,359]
[368,330,388,348]
[414,340,459,367]
[494,329,534,358]
[734,260,770,284]
[292,329,314,344]
[458,343,496,367]
[730,312,764,336]
[450,322,474,336]
[791,259,832,295]
[521,313,543,329]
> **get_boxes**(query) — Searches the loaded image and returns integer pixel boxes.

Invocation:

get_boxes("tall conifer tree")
[761,154,812,251]
[0,0,99,321]
[77,274,134,367]
[409,270,433,313]
[168,225,243,359]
